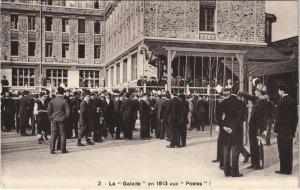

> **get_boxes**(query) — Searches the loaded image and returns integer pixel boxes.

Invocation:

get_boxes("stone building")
[104,0,287,93]
[0,0,288,92]
[0,0,110,90]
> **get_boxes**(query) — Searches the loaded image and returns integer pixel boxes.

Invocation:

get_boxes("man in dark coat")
[13,92,22,133]
[48,87,70,153]
[239,84,268,170]
[19,90,31,136]
[274,84,298,175]
[101,93,115,138]
[88,93,99,143]
[178,94,189,147]
[114,94,123,139]
[2,92,14,132]
[64,90,73,138]
[196,96,206,131]
[154,94,166,139]
[1,75,9,93]
[140,93,151,140]
[70,91,81,138]
[77,91,94,146]
[132,94,140,131]
[121,93,135,140]
[219,89,244,177]
[166,92,183,148]
[161,93,171,140]
[149,94,157,134]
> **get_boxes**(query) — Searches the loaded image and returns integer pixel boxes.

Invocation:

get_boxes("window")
[123,59,127,83]
[116,63,120,85]
[199,1,216,32]
[45,43,53,57]
[28,16,35,30]
[62,18,69,32]
[62,44,69,58]
[46,69,68,87]
[78,19,85,33]
[131,53,137,80]
[28,42,36,56]
[94,20,101,34]
[12,68,35,86]
[45,17,52,31]
[94,0,100,9]
[11,41,19,56]
[79,70,100,87]
[11,15,18,29]
[66,0,76,7]
[78,44,85,58]
[61,0,66,6]
[110,67,114,86]
[94,45,101,59]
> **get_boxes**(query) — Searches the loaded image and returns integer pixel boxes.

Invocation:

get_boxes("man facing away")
[48,87,70,154]
[274,84,298,175]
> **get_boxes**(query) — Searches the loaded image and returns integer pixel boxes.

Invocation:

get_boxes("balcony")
[199,32,216,40]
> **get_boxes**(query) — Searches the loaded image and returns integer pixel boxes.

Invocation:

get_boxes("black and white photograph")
[0,0,299,189]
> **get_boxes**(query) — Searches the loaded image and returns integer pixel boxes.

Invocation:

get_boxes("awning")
[145,40,289,62]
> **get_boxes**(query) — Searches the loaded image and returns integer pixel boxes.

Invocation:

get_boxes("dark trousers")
[50,120,66,152]
[240,146,250,158]
[140,117,150,138]
[169,124,180,147]
[72,118,79,138]
[3,112,14,131]
[124,120,134,139]
[93,122,102,141]
[164,120,170,139]
[65,118,73,138]
[277,137,293,174]
[217,131,225,167]
[156,119,164,139]
[179,125,187,146]
[150,114,156,132]
[249,128,260,167]
[105,118,114,136]
[115,118,123,139]
[223,145,241,176]
[16,115,20,133]
[78,124,90,140]
[20,115,29,134]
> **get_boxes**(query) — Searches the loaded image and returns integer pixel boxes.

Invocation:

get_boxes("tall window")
[123,59,127,83]
[131,53,137,80]
[46,69,68,87]
[79,70,100,87]
[45,43,53,57]
[28,42,36,56]
[78,44,85,58]
[94,20,101,34]
[62,44,69,58]
[28,16,35,30]
[12,68,35,86]
[45,17,52,31]
[94,45,101,59]
[78,19,85,33]
[62,18,69,32]
[110,67,114,86]
[94,0,100,9]
[11,41,19,56]
[61,0,66,6]
[116,63,120,85]
[199,1,216,32]
[11,15,18,29]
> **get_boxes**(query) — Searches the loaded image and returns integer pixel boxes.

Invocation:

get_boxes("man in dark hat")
[154,94,166,139]
[219,84,244,177]
[114,93,123,139]
[239,83,268,170]
[166,91,183,148]
[140,93,151,140]
[274,84,298,175]
[101,93,115,138]
[1,75,9,93]
[77,91,95,146]
[121,93,135,140]
[19,90,31,136]
[70,91,81,138]
[178,93,189,147]
[48,87,70,153]
[2,91,14,132]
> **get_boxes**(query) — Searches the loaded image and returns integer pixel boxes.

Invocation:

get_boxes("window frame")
[28,41,36,57]
[78,19,85,34]
[12,68,35,86]
[45,16,53,31]
[28,16,36,31]
[11,41,19,56]
[46,69,68,87]
[11,14,18,30]
[45,42,53,57]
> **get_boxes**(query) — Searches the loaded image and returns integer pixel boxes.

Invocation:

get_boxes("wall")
[144,0,265,43]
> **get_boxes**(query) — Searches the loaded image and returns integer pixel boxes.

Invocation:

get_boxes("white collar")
[282,94,288,97]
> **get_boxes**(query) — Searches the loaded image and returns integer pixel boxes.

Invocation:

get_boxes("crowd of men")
[1,77,298,177]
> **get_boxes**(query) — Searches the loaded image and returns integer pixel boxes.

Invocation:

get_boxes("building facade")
[1,0,287,92]
[1,0,110,90]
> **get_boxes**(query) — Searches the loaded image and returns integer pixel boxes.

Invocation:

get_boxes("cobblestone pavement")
[1,126,299,189]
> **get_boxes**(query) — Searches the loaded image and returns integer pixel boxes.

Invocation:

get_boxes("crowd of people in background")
[1,76,298,177]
